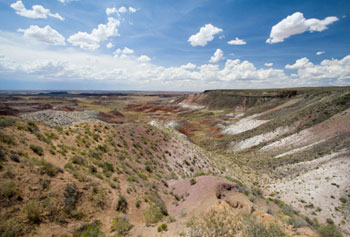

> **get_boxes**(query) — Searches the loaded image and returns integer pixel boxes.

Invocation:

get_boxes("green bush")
[40,160,62,177]
[30,144,44,156]
[318,224,343,237]
[157,223,168,232]
[111,216,133,235]
[190,178,196,185]
[116,195,128,213]
[144,204,164,225]
[64,184,80,214]
[244,216,288,237]
[26,121,39,133]
[24,200,42,224]
[0,116,16,128]
[0,132,16,145]
[287,216,307,228]
[73,220,105,237]
[0,182,17,200]
[188,209,241,237]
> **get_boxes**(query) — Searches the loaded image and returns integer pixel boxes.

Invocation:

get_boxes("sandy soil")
[222,114,269,135]
[267,150,350,235]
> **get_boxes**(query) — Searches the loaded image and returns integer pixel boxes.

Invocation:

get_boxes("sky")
[0,0,349,91]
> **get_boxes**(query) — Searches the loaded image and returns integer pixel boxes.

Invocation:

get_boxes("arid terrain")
[0,88,349,237]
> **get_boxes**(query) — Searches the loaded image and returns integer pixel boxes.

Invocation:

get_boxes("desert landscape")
[0,88,349,236]
[1,0,349,236]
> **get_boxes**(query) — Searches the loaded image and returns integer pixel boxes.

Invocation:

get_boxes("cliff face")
[177,87,350,110]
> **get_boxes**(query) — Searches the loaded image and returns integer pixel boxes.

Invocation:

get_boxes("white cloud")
[285,56,350,81]
[1,31,349,91]
[129,7,137,13]
[181,63,196,70]
[219,35,225,40]
[118,6,127,13]
[122,47,134,54]
[68,17,120,50]
[227,37,246,45]
[106,8,118,16]
[264,63,273,67]
[10,1,64,20]
[316,51,325,55]
[188,24,223,47]
[113,47,134,58]
[266,12,338,44]
[209,49,224,63]
[106,42,114,48]
[285,57,313,69]
[17,25,65,46]
[137,55,151,62]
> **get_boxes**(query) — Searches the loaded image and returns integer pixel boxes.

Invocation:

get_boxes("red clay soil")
[98,110,126,124]
[125,104,186,113]
[166,176,241,217]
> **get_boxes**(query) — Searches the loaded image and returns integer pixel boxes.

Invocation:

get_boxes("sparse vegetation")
[111,216,133,236]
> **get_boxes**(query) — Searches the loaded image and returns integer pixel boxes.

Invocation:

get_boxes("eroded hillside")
[0,89,348,236]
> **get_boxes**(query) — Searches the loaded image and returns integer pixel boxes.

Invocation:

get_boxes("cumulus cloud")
[181,63,196,70]
[106,42,114,48]
[10,1,64,20]
[285,57,313,69]
[68,17,120,50]
[188,24,223,47]
[316,51,325,55]
[114,47,134,58]
[1,32,349,90]
[106,8,118,16]
[118,6,127,13]
[137,55,151,62]
[209,49,224,63]
[285,56,350,81]
[17,25,65,46]
[129,7,137,13]
[265,63,273,67]
[227,37,246,45]
[266,12,338,43]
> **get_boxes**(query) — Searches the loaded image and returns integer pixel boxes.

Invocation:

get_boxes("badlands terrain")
[0,88,349,237]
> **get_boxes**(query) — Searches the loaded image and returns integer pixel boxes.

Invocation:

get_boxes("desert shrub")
[137,173,148,180]
[116,195,128,213]
[35,132,51,144]
[9,154,20,163]
[318,224,343,237]
[0,217,25,237]
[127,176,138,182]
[40,160,62,177]
[146,192,168,216]
[64,184,80,213]
[187,209,241,237]
[102,162,114,172]
[26,121,38,133]
[144,204,164,225]
[0,132,16,145]
[157,223,168,232]
[326,218,334,225]
[111,216,133,236]
[280,203,296,216]
[71,156,85,166]
[0,182,17,200]
[190,178,196,185]
[0,149,5,162]
[0,116,16,128]
[287,216,307,228]
[244,216,288,237]
[225,176,244,186]
[339,197,347,204]
[89,150,102,160]
[24,200,42,224]
[30,144,43,156]
[73,220,105,237]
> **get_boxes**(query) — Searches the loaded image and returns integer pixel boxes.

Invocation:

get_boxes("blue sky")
[0,0,349,90]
